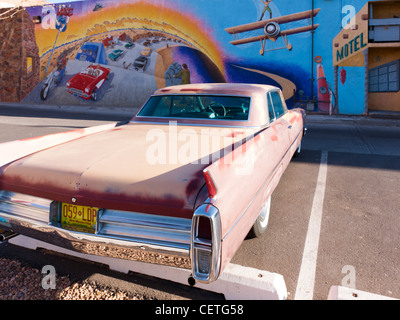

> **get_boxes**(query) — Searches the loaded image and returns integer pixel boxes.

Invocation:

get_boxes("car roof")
[154,83,278,97]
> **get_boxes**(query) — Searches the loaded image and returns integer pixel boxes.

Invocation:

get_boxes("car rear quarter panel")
[205,110,304,272]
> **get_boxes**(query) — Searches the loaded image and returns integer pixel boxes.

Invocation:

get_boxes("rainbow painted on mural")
[34,0,226,76]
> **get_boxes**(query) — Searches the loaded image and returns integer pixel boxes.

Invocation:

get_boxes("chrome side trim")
[97,208,191,249]
[191,204,221,283]
[0,191,50,224]
[129,121,261,129]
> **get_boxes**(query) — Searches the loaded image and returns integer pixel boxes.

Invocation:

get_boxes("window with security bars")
[369,59,400,93]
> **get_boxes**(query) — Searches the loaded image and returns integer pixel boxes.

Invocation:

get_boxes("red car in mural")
[66,64,111,101]
[0,84,305,284]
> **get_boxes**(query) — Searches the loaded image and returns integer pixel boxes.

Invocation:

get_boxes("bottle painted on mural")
[315,56,331,113]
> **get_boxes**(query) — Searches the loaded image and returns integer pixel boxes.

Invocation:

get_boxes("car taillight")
[197,248,212,275]
[191,204,221,283]
[203,170,217,199]
[197,216,212,240]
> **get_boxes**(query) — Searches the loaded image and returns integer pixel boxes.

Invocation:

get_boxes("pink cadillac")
[0,83,305,284]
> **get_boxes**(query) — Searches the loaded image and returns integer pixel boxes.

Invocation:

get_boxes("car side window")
[267,93,276,123]
[269,91,285,118]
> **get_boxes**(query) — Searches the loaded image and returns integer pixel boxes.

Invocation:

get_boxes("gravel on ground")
[0,258,144,300]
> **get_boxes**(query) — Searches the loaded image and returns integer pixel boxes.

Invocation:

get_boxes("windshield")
[81,67,102,78]
[137,95,250,120]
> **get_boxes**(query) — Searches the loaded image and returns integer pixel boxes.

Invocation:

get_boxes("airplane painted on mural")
[225,8,321,55]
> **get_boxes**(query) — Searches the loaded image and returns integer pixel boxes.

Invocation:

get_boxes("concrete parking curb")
[9,235,288,300]
[306,114,400,127]
[328,286,398,300]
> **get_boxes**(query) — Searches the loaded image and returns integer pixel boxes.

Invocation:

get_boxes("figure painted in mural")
[123,61,131,70]
[55,5,72,33]
[55,54,68,85]
[259,0,273,21]
[174,64,191,84]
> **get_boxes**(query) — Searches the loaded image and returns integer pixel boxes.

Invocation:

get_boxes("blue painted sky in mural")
[43,1,367,82]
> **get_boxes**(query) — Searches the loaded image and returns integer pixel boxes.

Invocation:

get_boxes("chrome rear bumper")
[0,191,191,269]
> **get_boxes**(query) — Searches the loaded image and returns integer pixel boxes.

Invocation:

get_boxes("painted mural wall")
[1,0,395,114]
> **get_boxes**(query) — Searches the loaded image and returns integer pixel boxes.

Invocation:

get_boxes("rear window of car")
[137,95,251,121]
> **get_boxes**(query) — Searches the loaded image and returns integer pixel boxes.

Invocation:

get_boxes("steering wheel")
[207,102,227,117]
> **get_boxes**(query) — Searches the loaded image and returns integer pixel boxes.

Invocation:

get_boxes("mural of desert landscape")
[20,0,227,108]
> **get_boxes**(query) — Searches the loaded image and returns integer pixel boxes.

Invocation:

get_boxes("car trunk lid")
[0,123,251,219]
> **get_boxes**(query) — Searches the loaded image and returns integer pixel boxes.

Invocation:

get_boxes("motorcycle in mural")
[40,68,61,101]
[40,54,67,101]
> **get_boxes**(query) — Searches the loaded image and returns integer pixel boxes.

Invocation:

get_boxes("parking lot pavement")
[233,118,400,300]
[305,115,400,153]
[315,151,400,299]
[294,120,400,299]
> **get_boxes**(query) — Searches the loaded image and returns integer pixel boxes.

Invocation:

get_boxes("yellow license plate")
[61,203,98,231]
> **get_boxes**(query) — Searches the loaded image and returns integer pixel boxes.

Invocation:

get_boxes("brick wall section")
[0,8,40,102]
[21,9,40,101]
[0,8,22,102]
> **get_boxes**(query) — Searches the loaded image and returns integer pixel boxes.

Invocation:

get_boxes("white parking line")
[294,151,328,300]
